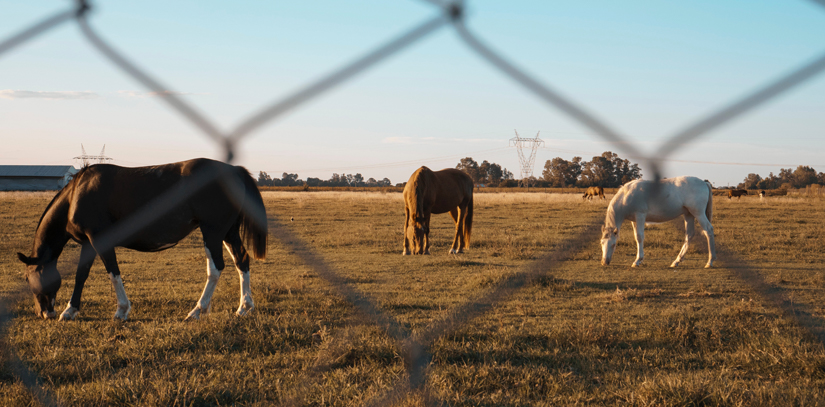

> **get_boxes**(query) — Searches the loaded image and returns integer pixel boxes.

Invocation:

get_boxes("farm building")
[0,165,78,191]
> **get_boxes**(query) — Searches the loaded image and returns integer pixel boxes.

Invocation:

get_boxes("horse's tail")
[705,181,714,222]
[464,193,473,247]
[237,166,268,260]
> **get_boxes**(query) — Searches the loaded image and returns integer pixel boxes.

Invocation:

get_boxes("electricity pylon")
[509,130,544,188]
[73,144,113,167]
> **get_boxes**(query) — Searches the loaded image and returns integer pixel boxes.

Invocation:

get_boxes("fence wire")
[1,1,825,406]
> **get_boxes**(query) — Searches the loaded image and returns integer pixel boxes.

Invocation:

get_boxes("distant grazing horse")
[727,189,748,199]
[759,190,766,200]
[601,176,715,268]
[583,186,605,201]
[17,158,267,321]
[403,166,473,255]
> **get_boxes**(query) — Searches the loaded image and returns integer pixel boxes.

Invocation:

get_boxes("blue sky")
[2,0,824,186]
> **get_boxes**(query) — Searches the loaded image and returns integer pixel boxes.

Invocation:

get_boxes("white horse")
[600,176,715,268]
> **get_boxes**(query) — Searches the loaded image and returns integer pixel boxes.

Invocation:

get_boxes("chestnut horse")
[17,158,267,321]
[600,176,715,268]
[582,186,605,201]
[403,167,473,255]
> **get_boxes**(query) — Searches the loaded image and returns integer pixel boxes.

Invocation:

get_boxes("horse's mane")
[34,166,87,231]
[408,167,430,218]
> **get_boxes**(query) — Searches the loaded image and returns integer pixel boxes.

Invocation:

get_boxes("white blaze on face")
[600,229,618,265]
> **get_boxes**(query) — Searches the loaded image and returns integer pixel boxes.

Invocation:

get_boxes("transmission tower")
[509,130,544,188]
[73,144,113,167]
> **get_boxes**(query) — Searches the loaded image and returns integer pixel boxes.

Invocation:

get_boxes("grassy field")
[1,190,824,406]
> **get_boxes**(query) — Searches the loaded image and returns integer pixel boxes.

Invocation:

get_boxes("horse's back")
[614,176,710,222]
[403,167,472,215]
[66,159,249,250]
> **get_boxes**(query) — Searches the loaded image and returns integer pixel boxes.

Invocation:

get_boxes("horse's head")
[600,225,618,265]
[17,252,62,319]
[411,216,429,254]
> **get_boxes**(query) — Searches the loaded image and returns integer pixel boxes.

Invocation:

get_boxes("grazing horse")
[727,189,748,199]
[582,186,605,201]
[600,176,715,268]
[403,166,473,255]
[759,190,766,200]
[16,158,267,321]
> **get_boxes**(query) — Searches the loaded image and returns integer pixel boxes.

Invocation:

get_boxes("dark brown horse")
[17,158,267,321]
[403,167,473,255]
[727,189,748,199]
[583,186,605,201]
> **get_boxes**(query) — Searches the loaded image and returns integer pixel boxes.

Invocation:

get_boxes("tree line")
[256,151,643,189]
[738,166,825,190]
[257,171,392,187]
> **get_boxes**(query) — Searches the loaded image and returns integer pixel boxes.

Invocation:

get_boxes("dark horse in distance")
[17,158,267,321]
[403,166,473,255]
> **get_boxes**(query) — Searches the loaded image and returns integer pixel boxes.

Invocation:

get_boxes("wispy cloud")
[382,136,415,144]
[118,90,206,98]
[0,90,99,100]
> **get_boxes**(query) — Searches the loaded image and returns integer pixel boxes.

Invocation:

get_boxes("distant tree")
[739,173,762,189]
[306,177,321,187]
[485,162,504,186]
[792,165,817,188]
[281,172,300,186]
[257,171,273,187]
[456,157,481,184]
[542,156,582,187]
[502,168,514,181]
[380,177,392,186]
[578,151,641,187]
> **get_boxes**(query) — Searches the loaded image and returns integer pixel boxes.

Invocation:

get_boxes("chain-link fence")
[2,1,825,405]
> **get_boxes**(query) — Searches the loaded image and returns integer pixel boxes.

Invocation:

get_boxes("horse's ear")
[17,252,36,265]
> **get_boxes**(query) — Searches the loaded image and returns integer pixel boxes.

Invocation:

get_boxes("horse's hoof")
[236,299,255,317]
[402,250,410,256]
[185,307,202,321]
[449,249,456,254]
[670,262,679,268]
[59,307,79,321]
[704,264,713,269]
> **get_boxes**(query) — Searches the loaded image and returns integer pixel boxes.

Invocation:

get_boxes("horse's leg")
[186,235,226,321]
[403,207,411,255]
[96,248,131,320]
[59,242,96,321]
[423,213,431,255]
[223,229,254,317]
[694,213,716,268]
[671,214,695,268]
[449,208,461,254]
[631,217,645,267]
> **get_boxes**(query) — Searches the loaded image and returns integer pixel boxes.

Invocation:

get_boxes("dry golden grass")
[1,191,824,406]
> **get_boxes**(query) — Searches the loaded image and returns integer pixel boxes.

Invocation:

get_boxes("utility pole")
[73,144,113,167]
[509,130,544,190]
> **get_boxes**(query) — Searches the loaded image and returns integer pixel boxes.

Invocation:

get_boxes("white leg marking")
[59,302,79,321]
[186,248,221,321]
[110,274,131,320]
[237,270,254,316]
[225,242,254,316]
